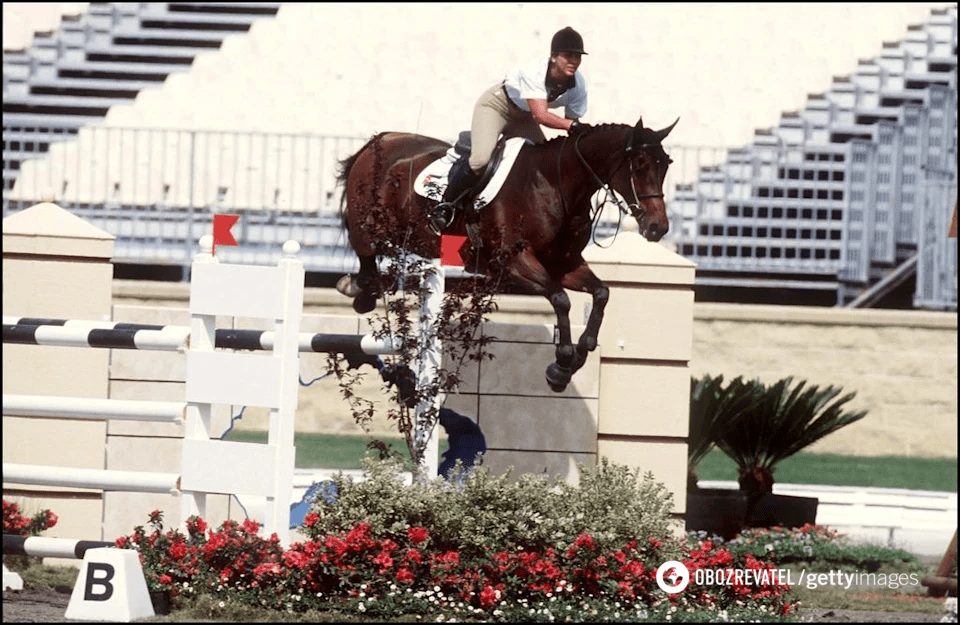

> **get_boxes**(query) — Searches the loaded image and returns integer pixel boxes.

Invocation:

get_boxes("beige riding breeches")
[468,81,546,173]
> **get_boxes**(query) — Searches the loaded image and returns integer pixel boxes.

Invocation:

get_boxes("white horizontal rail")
[3,394,185,423]
[3,463,180,494]
[3,317,403,355]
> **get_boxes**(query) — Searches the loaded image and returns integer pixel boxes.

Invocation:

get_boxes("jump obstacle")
[2,236,444,551]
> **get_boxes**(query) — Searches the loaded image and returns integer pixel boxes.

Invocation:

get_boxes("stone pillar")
[570,233,696,518]
[2,203,115,553]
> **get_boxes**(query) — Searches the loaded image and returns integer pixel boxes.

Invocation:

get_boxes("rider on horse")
[431,26,591,231]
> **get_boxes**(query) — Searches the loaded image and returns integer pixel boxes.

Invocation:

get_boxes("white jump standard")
[3,236,443,550]
[3,237,306,545]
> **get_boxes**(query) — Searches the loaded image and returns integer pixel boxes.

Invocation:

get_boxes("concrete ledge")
[700,480,958,556]
[695,302,957,329]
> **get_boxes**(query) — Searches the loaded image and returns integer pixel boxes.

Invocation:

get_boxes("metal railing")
[3,124,957,309]
[3,124,369,273]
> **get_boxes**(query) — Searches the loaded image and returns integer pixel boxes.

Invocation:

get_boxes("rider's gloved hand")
[568,119,591,135]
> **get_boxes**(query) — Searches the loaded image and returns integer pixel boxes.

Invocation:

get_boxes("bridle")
[567,131,666,223]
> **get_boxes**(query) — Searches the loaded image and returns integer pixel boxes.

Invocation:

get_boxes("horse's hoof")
[336,274,361,297]
[353,293,377,314]
[545,363,571,393]
[569,348,588,375]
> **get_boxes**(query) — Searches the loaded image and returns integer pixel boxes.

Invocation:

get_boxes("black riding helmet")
[550,26,587,55]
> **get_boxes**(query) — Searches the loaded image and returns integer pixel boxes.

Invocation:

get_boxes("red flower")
[373,551,394,572]
[282,550,309,569]
[303,512,319,527]
[254,562,280,577]
[479,585,498,607]
[158,574,173,585]
[325,535,348,557]
[396,567,415,583]
[44,510,58,528]
[380,538,398,552]
[186,516,207,536]
[649,537,662,549]
[168,541,187,560]
[115,536,128,548]
[404,549,422,565]
[407,526,429,544]
[574,533,596,550]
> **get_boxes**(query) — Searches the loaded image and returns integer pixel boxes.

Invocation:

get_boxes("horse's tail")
[336,133,383,228]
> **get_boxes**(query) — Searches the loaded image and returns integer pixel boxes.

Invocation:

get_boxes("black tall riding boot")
[431,158,480,232]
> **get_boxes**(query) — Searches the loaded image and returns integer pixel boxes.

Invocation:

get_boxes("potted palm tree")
[687,375,868,536]
[685,374,763,538]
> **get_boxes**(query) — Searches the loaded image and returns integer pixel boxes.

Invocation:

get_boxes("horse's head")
[608,117,678,242]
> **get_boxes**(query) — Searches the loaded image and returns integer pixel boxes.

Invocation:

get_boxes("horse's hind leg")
[336,255,380,313]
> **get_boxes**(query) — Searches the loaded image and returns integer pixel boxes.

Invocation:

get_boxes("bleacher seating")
[2,3,282,195]
[3,4,956,309]
[671,5,957,309]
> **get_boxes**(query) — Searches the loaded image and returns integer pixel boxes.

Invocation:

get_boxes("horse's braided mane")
[539,122,631,149]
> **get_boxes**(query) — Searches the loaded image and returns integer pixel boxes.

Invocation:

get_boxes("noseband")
[569,134,665,221]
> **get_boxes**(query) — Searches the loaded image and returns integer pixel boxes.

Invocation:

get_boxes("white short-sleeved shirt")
[503,56,588,119]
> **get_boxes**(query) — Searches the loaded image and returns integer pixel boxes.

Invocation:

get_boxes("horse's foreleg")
[502,250,575,392]
[545,288,576,392]
[560,263,608,375]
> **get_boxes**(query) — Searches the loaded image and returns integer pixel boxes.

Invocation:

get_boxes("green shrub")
[306,456,682,560]
[692,525,927,574]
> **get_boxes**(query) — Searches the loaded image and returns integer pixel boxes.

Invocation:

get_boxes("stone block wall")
[691,304,957,458]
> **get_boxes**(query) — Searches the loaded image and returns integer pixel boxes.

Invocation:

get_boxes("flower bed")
[114,459,798,621]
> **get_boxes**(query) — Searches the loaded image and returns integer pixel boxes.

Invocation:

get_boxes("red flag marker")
[440,234,467,267]
[212,214,240,255]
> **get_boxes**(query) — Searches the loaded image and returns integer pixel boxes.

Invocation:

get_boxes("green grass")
[224,431,957,492]
[695,448,958,492]
[223,430,448,469]
[781,564,944,615]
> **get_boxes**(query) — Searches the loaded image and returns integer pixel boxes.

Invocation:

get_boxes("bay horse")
[335,118,677,392]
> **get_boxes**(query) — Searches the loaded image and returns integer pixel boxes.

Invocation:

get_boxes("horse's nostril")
[646,224,662,240]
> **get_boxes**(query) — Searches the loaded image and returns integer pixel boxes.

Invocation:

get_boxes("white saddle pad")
[413,137,531,208]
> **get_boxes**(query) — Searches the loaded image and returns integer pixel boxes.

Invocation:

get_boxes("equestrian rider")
[432,26,590,231]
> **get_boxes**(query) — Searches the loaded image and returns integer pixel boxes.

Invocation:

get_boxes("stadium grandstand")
[3,3,956,309]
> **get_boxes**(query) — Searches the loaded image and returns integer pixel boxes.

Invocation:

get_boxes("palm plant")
[687,374,763,491]
[712,376,868,494]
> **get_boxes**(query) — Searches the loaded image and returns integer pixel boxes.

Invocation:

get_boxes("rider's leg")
[503,115,547,146]
[431,83,508,231]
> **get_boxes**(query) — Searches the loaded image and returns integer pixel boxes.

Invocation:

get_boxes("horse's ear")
[653,117,680,143]
[626,117,646,153]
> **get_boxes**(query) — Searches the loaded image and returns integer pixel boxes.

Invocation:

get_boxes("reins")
[560,129,665,246]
